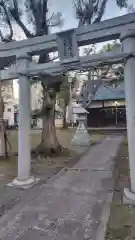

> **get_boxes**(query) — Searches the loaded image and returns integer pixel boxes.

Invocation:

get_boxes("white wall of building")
[31,83,42,110]
[31,83,43,128]
[36,119,43,129]
[3,102,15,126]
[1,80,17,126]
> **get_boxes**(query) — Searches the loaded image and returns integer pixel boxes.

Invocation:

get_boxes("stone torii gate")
[1,13,135,201]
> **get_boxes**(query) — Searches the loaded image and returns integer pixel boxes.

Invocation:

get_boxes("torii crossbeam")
[1,13,135,81]
[1,13,135,203]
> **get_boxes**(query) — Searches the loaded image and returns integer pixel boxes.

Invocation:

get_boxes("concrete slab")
[0,136,123,240]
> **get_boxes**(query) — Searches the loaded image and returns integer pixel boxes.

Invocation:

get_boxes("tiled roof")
[93,82,125,101]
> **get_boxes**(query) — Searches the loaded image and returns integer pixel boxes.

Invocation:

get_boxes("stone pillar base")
[7,176,40,189]
[123,188,135,205]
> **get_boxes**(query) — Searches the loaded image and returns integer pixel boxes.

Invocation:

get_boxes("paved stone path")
[0,136,123,240]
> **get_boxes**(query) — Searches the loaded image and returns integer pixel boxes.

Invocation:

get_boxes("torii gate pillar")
[10,54,37,188]
[121,30,135,201]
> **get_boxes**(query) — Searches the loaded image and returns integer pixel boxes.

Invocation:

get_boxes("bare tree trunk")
[35,85,62,157]
[40,115,61,156]
[62,105,67,129]
[0,119,6,158]
[0,81,6,158]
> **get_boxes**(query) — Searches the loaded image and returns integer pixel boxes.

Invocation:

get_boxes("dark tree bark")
[0,81,7,158]
[32,52,64,157]
[62,104,68,129]
[35,82,63,157]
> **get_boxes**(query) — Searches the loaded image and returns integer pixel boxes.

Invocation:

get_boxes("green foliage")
[100,40,121,53]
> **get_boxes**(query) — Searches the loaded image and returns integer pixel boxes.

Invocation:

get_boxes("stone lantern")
[71,103,91,146]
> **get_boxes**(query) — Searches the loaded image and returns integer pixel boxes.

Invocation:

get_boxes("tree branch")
[47,13,54,23]
[41,0,48,33]
[50,56,59,62]
[37,0,48,35]
[32,109,44,118]
[74,0,84,26]
[29,0,37,24]
[14,17,34,38]
[48,22,62,27]
[28,0,42,34]
[0,30,4,42]
[116,0,128,8]
[0,0,13,41]
[93,0,108,23]
[48,12,64,28]
[0,30,12,43]
[93,0,100,13]
[10,0,34,38]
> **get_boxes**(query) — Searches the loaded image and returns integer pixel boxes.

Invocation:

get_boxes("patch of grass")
[0,130,104,186]
[105,136,135,240]
[7,129,104,155]
[106,226,131,240]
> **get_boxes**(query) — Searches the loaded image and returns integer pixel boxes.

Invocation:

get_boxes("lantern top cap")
[72,103,88,114]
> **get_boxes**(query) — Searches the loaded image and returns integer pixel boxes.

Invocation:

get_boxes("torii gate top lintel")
[0,12,135,59]
[0,13,135,81]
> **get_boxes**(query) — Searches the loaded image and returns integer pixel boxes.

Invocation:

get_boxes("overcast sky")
[48,0,135,32]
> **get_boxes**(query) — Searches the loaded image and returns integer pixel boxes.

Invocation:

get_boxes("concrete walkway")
[0,136,123,240]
